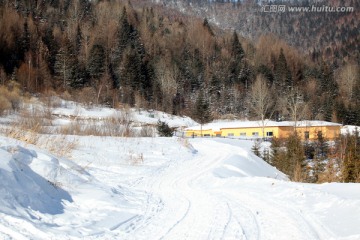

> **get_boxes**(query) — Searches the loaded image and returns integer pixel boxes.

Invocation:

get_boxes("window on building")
[252,132,259,136]
[240,132,246,137]
[216,134,221,137]
[266,132,273,137]
[304,131,309,139]
[228,133,234,137]
[204,134,210,137]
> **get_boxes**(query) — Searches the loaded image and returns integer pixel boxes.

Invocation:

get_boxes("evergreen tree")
[71,61,88,88]
[193,90,212,136]
[228,31,244,85]
[75,24,82,55]
[203,18,214,36]
[87,44,105,80]
[116,8,132,60]
[270,137,287,171]
[54,44,75,88]
[311,131,328,183]
[341,129,360,182]
[119,48,143,105]
[21,19,30,55]
[157,120,174,137]
[262,148,271,164]
[231,31,244,62]
[252,139,262,157]
[286,133,306,181]
[274,48,292,92]
[190,48,204,91]
[42,26,59,75]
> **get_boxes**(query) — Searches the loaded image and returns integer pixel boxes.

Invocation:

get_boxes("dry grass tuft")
[37,135,78,158]
[0,95,12,115]
[139,125,155,137]
[56,108,136,137]
[128,151,144,165]
[0,81,22,115]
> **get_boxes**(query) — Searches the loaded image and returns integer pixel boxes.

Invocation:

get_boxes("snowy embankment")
[50,99,197,128]
[0,133,359,239]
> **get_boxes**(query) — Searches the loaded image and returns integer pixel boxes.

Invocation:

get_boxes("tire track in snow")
[219,202,233,240]
[158,199,191,240]
[157,140,244,240]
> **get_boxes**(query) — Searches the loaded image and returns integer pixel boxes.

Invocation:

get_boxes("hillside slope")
[150,0,359,62]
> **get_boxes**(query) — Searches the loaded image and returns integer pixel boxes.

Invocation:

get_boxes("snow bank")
[0,137,140,239]
[209,139,287,180]
[51,99,197,128]
[0,145,73,216]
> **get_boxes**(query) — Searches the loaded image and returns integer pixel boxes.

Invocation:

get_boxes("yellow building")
[184,120,341,140]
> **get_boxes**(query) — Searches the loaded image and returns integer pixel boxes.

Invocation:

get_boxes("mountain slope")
[149,0,359,63]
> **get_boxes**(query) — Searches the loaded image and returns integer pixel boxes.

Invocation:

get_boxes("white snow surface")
[341,125,360,135]
[0,101,359,239]
[0,134,359,239]
[50,99,197,128]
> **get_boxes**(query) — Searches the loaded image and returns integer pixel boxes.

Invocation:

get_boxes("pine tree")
[252,139,262,157]
[341,129,360,182]
[203,18,214,36]
[87,44,105,80]
[312,131,328,183]
[286,133,307,181]
[228,31,244,85]
[270,137,287,171]
[116,8,132,60]
[157,120,174,137]
[21,19,30,54]
[231,31,244,62]
[119,48,143,105]
[193,90,212,136]
[190,48,204,91]
[54,45,75,88]
[75,24,82,55]
[274,48,292,92]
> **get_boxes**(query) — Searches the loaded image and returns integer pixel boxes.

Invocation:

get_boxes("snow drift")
[0,145,73,216]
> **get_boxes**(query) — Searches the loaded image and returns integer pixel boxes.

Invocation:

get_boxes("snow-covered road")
[117,139,336,240]
[0,136,359,239]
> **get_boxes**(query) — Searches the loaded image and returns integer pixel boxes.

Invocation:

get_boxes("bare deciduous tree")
[155,59,179,112]
[337,64,358,102]
[284,87,308,130]
[248,74,274,138]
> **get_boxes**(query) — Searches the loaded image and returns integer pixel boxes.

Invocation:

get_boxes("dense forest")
[0,0,359,126]
[154,0,360,64]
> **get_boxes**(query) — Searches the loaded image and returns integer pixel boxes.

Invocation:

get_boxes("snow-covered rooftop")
[185,120,342,131]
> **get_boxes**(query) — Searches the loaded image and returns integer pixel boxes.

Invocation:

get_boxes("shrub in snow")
[157,120,173,137]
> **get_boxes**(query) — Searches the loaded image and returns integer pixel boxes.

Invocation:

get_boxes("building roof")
[185,120,342,131]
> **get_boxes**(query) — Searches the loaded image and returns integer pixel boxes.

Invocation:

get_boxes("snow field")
[0,100,359,239]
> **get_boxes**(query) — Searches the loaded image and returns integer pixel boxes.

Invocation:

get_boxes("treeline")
[0,0,359,125]
[254,130,360,183]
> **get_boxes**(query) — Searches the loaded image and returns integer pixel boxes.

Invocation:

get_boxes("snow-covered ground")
[0,101,360,239]
[1,135,359,239]
[50,98,197,128]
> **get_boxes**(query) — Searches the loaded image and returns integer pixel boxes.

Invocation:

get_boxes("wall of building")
[220,127,280,138]
[277,126,341,140]
[184,125,341,140]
